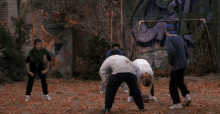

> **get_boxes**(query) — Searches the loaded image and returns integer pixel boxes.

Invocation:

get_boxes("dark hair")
[112,43,120,48]
[34,38,42,45]
[110,49,121,56]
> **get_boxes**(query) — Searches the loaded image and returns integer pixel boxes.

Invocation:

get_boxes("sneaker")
[139,109,145,112]
[100,90,105,94]
[25,95,30,102]
[124,89,129,93]
[45,94,51,100]
[127,96,133,103]
[151,96,158,102]
[185,94,192,106]
[169,103,183,109]
[101,108,111,113]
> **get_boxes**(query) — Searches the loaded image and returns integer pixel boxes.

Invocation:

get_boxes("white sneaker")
[151,96,158,102]
[124,89,129,93]
[169,103,183,109]
[127,96,133,103]
[45,94,51,100]
[25,95,30,102]
[185,94,192,106]
[100,89,105,94]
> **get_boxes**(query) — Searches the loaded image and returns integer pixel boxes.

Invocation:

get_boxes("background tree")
[0,1,33,83]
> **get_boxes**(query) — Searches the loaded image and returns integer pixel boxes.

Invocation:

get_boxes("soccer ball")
[143,94,149,103]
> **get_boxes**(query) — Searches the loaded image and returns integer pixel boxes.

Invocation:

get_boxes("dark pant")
[169,68,190,104]
[105,73,144,110]
[26,70,49,95]
[106,68,128,90]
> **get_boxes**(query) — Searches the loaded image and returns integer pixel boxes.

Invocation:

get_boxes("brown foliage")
[154,69,170,77]
[189,57,213,77]
[1,76,220,113]
[74,56,89,76]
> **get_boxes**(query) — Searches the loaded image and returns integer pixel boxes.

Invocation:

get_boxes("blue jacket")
[106,49,123,59]
[165,34,189,71]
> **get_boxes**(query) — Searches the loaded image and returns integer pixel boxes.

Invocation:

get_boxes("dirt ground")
[0,73,220,114]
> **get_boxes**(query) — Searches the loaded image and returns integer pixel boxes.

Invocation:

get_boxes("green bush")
[74,34,111,80]
[0,23,27,82]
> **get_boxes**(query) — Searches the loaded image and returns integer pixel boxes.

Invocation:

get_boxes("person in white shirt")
[127,59,158,103]
[99,49,145,113]
[100,43,129,94]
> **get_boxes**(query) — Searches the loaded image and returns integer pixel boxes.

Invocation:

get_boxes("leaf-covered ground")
[0,73,220,114]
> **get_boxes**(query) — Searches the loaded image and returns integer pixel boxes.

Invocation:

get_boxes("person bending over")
[127,59,158,103]
[99,49,145,113]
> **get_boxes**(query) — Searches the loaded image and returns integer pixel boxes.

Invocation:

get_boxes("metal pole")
[130,21,141,60]
[132,19,220,72]
[121,0,126,56]
[139,19,204,23]
[203,19,220,72]
[218,0,220,73]
[131,19,204,60]
[205,34,215,72]
[217,0,220,72]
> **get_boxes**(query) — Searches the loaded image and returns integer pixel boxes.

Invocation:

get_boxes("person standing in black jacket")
[25,38,52,101]
[165,24,192,109]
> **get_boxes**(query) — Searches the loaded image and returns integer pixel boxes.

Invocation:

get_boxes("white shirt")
[132,59,154,82]
[99,55,140,82]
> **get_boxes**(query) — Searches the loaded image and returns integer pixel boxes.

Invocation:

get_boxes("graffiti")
[129,0,214,70]
[131,0,213,49]
[31,10,73,77]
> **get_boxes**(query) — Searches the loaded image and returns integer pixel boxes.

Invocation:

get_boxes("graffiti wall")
[125,0,216,70]
[31,9,90,77]
[31,9,73,77]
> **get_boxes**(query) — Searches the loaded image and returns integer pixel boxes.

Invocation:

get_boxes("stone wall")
[0,0,17,33]
[7,0,17,35]
[0,0,8,27]
[134,50,169,71]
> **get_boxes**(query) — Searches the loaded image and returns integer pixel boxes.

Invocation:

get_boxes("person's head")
[140,72,152,87]
[112,43,120,49]
[165,23,176,36]
[34,38,42,50]
[109,49,121,56]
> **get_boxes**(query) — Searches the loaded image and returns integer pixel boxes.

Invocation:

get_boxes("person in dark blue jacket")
[99,43,129,93]
[165,24,192,109]
[106,43,123,58]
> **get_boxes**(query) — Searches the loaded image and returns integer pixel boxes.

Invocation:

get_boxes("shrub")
[74,34,111,80]
[0,21,29,82]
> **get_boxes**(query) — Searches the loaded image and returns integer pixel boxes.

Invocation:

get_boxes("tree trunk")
[121,0,126,56]
[111,10,114,42]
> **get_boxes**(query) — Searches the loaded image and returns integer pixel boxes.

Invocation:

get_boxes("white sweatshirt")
[99,55,140,83]
[132,59,154,82]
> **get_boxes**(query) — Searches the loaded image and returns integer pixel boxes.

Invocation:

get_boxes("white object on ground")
[45,94,51,100]
[127,96,133,103]
[151,96,158,102]
[169,103,183,109]
[25,95,30,102]
[185,94,192,106]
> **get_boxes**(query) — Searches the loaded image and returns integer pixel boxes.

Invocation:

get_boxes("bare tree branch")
[89,0,112,43]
